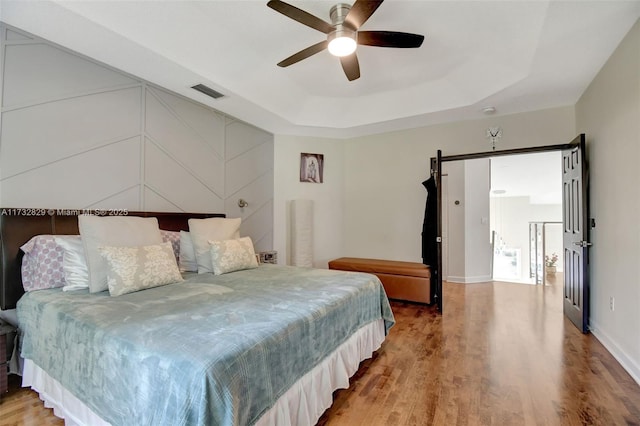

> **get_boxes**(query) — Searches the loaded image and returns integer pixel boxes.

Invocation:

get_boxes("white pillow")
[78,215,163,293]
[54,236,89,291]
[178,231,198,272]
[188,218,241,274]
[99,242,183,297]
[209,237,259,275]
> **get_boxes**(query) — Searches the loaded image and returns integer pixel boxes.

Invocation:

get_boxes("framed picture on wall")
[300,153,324,183]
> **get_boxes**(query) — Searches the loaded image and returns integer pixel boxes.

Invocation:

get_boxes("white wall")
[491,196,530,280]
[0,24,274,251]
[491,197,563,280]
[463,158,492,282]
[273,135,344,268]
[443,162,465,280]
[343,106,576,264]
[443,159,492,283]
[575,20,640,383]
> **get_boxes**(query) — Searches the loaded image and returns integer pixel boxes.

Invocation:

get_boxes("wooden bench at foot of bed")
[328,257,431,304]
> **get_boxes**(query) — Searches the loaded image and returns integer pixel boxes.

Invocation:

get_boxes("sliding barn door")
[562,134,590,333]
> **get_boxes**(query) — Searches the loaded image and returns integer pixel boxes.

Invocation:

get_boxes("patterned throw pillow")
[20,235,79,291]
[188,217,241,274]
[98,242,183,296]
[208,237,259,275]
[79,215,164,293]
[160,230,181,261]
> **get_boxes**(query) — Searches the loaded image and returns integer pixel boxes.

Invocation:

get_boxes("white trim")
[590,320,640,386]
[143,134,223,198]
[1,83,142,113]
[446,275,492,284]
[464,275,493,283]
[146,86,224,162]
[0,133,142,181]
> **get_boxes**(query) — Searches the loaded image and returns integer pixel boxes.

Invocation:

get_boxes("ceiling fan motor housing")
[330,3,352,27]
[328,3,357,56]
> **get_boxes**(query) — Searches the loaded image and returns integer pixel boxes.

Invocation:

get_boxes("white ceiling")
[490,151,562,204]
[1,1,639,138]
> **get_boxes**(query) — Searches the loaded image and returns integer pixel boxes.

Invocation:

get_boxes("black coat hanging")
[421,175,438,275]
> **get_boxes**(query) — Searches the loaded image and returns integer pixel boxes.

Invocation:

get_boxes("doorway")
[440,152,563,286]
[490,151,563,285]
[432,135,590,333]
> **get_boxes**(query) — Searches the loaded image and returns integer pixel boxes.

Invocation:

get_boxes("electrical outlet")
[610,296,615,311]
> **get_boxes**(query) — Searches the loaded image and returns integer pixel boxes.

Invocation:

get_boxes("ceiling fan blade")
[344,0,384,30]
[277,41,328,67]
[340,54,360,81]
[267,0,334,34]
[358,31,425,48]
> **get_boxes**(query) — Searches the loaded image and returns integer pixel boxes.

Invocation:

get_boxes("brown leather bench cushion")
[328,257,430,279]
[328,257,431,304]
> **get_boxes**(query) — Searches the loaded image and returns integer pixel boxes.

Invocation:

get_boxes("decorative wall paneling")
[0,24,273,249]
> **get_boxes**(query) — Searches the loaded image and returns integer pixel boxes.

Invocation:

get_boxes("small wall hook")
[238,199,249,208]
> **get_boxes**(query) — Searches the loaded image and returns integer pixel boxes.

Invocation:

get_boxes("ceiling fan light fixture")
[268,0,425,80]
[328,28,357,57]
[328,36,357,56]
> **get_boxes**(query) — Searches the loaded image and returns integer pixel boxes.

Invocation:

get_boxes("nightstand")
[0,324,15,397]
[259,251,278,264]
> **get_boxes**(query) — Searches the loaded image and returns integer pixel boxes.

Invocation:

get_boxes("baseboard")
[446,275,492,284]
[464,275,493,283]
[590,320,640,386]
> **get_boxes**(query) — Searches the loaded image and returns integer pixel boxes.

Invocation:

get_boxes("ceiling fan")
[267,0,425,81]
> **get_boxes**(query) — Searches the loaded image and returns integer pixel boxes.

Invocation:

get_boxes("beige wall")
[274,106,575,271]
[273,135,345,268]
[575,20,640,383]
[343,106,576,263]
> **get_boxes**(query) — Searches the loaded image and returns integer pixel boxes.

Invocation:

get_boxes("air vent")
[191,84,225,99]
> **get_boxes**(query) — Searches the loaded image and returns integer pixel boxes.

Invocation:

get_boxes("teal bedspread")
[17,265,394,426]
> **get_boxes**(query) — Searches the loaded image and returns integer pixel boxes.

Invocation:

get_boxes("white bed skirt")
[22,319,386,426]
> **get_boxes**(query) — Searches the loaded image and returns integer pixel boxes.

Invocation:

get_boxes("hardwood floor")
[2,278,640,425]
[318,278,640,425]
[0,374,63,425]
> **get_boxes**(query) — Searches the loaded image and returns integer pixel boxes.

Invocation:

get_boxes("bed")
[0,209,394,426]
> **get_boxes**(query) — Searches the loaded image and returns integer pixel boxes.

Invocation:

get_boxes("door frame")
[430,136,587,317]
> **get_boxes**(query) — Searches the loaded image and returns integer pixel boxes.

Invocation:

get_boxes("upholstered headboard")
[0,209,225,310]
